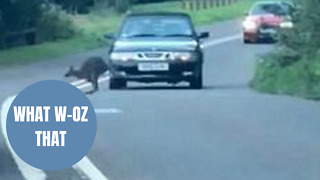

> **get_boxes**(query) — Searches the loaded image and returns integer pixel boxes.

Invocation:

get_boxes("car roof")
[126,12,191,18]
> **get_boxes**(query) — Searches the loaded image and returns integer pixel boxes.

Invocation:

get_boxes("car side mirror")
[198,32,209,39]
[103,33,115,40]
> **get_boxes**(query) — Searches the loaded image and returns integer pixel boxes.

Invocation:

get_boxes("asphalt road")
[1,19,320,180]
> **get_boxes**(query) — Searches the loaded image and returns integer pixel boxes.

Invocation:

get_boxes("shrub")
[37,4,77,42]
[252,49,320,98]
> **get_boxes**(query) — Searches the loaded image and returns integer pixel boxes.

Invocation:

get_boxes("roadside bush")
[37,4,77,42]
[273,46,300,67]
[252,51,320,98]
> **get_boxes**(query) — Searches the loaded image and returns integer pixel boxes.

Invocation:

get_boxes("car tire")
[109,77,127,90]
[189,65,203,89]
[243,39,251,44]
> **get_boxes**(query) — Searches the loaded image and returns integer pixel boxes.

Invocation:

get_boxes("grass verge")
[0,0,259,66]
[251,52,320,100]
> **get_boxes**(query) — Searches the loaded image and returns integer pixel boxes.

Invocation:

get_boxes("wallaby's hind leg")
[85,73,99,95]
[92,76,99,91]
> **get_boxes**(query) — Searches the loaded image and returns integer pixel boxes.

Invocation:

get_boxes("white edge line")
[0,86,112,180]
[1,96,47,180]
[0,33,241,180]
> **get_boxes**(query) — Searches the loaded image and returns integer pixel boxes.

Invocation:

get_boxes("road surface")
[1,19,320,180]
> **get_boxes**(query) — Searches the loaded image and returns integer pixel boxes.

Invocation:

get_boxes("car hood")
[113,37,198,52]
[246,14,283,26]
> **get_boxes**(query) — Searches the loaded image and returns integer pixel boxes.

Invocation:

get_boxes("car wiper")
[126,34,159,38]
[163,34,192,37]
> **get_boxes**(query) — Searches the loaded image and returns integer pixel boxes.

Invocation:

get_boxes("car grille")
[136,52,172,61]
[260,23,278,29]
[144,52,163,58]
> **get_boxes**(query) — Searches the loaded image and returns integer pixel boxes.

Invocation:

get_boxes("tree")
[0,0,43,31]
[49,0,94,14]
[281,0,320,53]
[0,0,44,48]
[115,0,132,13]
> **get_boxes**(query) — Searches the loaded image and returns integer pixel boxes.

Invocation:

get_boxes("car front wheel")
[189,65,203,89]
[243,38,251,44]
[109,77,127,90]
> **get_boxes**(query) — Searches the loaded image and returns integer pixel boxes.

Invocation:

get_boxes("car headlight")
[110,52,134,61]
[243,20,258,31]
[280,21,293,29]
[173,52,193,61]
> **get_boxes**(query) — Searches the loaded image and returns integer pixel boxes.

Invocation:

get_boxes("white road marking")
[71,79,87,86]
[1,96,46,180]
[0,33,241,180]
[95,108,123,114]
[71,71,110,87]
[0,83,113,180]
[75,76,110,90]
[73,156,109,180]
[203,34,242,48]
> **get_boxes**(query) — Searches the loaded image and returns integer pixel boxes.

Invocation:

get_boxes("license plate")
[138,63,169,71]
[260,28,276,34]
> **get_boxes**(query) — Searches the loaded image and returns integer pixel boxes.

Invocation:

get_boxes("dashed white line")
[0,33,241,180]
[95,108,123,114]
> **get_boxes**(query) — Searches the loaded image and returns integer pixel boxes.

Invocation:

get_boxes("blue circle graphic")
[6,80,97,171]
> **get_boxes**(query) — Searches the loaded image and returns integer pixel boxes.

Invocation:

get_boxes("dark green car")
[105,12,209,89]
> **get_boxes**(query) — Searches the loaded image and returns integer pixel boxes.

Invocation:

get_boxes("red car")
[242,1,294,43]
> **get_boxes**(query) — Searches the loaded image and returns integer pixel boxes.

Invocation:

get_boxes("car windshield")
[120,16,193,38]
[250,3,287,16]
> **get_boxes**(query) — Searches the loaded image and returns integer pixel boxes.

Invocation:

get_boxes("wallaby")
[65,56,109,94]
